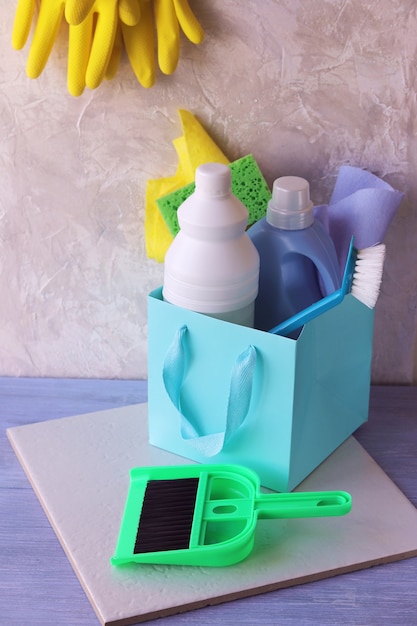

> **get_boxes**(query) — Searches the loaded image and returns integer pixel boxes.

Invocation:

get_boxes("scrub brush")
[269,237,386,337]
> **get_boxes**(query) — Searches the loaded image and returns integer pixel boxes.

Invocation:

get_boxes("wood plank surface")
[1,380,416,626]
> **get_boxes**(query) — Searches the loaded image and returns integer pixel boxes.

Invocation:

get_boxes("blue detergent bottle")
[248,176,341,332]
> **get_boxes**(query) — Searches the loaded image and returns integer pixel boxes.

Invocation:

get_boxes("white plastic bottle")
[163,162,260,327]
[248,176,341,332]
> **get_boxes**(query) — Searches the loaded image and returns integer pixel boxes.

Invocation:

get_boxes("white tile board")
[7,403,417,626]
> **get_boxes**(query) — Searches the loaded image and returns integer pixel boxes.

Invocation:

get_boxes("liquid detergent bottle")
[163,162,260,326]
[248,175,341,332]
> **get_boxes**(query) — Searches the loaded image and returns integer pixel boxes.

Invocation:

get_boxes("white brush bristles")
[351,243,386,308]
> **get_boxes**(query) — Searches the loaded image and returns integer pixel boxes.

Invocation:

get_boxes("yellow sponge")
[156,155,272,237]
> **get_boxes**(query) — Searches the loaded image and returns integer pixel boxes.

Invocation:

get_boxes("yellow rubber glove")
[12,0,140,50]
[122,0,204,88]
[12,0,140,93]
[121,0,156,88]
[104,23,123,81]
[65,0,140,26]
[68,1,120,92]
[12,0,63,66]
[68,19,124,94]
[12,0,203,93]
[154,0,204,74]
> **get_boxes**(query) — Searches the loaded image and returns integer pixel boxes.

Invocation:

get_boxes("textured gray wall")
[0,1,416,383]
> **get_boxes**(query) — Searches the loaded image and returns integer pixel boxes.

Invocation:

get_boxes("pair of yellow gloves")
[12,0,204,96]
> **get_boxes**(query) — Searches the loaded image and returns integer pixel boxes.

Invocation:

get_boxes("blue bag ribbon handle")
[162,325,257,457]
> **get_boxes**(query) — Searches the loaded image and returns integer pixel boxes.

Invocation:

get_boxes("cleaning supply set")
[162,167,385,336]
[125,160,402,569]
[144,163,393,495]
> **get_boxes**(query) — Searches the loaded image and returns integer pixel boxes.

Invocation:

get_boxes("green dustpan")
[111,464,351,567]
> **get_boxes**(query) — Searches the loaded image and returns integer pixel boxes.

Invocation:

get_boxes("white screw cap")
[195,162,232,197]
[267,176,314,229]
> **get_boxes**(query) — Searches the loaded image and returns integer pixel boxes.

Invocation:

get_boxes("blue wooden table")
[1,379,416,625]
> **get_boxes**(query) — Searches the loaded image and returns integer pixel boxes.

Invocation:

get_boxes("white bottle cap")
[267,176,314,230]
[195,162,232,197]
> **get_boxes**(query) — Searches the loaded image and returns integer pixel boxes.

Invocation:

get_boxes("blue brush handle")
[269,238,355,337]
[268,288,345,336]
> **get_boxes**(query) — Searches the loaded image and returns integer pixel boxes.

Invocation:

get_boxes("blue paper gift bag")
[147,286,374,492]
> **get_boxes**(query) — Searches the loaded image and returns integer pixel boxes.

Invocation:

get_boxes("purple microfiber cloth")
[315,166,404,272]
